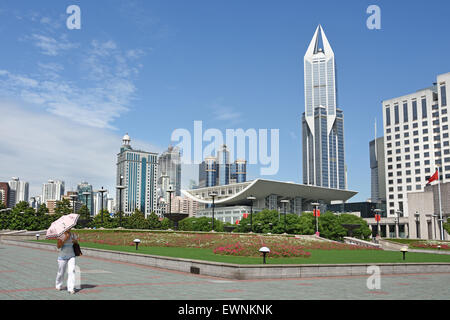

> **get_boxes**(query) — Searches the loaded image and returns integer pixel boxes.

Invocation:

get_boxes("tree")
[337,214,372,240]
[90,210,117,229]
[8,202,36,231]
[444,218,450,235]
[317,212,347,241]
[178,217,224,232]
[127,209,149,229]
[0,201,6,210]
[54,198,73,215]
[147,212,162,230]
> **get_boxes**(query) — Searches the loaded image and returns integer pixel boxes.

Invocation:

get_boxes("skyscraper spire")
[302,25,346,190]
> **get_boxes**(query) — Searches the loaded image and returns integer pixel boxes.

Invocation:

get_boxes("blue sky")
[1,0,450,201]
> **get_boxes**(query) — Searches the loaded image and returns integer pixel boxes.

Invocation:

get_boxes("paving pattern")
[0,243,449,300]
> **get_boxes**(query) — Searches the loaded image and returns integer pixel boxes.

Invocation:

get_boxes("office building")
[77,182,94,216]
[62,191,82,213]
[0,182,10,208]
[157,146,182,197]
[8,177,29,206]
[407,182,449,240]
[198,145,247,188]
[93,191,109,216]
[302,25,346,190]
[185,179,357,224]
[170,196,199,217]
[383,72,450,218]
[116,133,158,217]
[42,180,65,205]
[369,136,386,203]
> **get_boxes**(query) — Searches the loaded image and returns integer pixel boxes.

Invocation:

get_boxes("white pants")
[56,257,76,292]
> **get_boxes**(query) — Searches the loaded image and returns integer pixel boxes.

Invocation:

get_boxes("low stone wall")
[344,237,381,249]
[2,239,450,280]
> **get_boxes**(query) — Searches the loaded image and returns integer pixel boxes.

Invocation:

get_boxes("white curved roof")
[182,179,357,205]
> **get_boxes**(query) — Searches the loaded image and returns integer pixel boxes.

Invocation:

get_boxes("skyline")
[1,1,450,201]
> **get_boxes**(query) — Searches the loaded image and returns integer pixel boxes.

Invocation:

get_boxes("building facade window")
[441,85,447,107]
[422,98,427,118]
[386,107,391,126]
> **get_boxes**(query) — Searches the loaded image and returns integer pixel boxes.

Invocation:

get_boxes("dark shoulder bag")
[73,243,82,256]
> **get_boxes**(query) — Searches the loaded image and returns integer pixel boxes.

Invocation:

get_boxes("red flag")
[427,169,439,185]
[313,209,320,217]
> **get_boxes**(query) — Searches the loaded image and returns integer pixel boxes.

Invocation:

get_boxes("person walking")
[55,228,79,294]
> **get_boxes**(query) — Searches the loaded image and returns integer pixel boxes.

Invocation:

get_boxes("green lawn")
[35,240,450,265]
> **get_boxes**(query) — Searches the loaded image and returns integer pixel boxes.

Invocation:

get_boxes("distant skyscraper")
[116,133,158,217]
[230,159,247,184]
[157,145,182,196]
[0,182,10,208]
[198,145,247,187]
[8,177,29,206]
[217,145,230,186]
[370,136,386,203]
[302,25,346,190]
[42,180,64,205]
[77,182,94,216]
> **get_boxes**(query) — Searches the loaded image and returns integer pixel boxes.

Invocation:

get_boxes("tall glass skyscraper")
[198,145,247,187]
[302,25,346,190]
[116,134,158,217]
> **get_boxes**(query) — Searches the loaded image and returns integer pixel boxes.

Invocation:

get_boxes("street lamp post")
[395,210,402,238]
[82,192,91,216]
[247,196,256,233]
[415,212,421,239]
[97,187,107,225]
[374,209,382,239]
[69,194,77,214]
[311,202,320,236]
[116,175,126,228]
[209,192,218,232]
[280,200,290,234]
[167,185,175,215]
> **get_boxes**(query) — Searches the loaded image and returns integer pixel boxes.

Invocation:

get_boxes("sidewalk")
[1,243,449,300]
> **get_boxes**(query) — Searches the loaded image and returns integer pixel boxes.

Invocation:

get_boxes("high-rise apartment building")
[8,177,29,206]
[383,72,450,217]
[42,180,65,205]
[302,25,346,190]
[116,134,158,217]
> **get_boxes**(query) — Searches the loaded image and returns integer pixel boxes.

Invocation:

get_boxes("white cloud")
[0,38,143,129]
[0,100,162,198]
[211,100,243,125]
[29,33,79,56]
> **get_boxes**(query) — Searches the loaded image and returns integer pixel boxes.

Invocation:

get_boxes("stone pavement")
[0,243,449,300]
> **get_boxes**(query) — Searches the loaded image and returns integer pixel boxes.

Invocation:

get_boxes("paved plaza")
[0,243,449,300]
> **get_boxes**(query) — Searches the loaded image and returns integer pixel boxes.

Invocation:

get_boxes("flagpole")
[438,168,444,240]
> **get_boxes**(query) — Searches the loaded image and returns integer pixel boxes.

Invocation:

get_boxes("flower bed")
[75,230,380,258]
[410,241,450,251]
